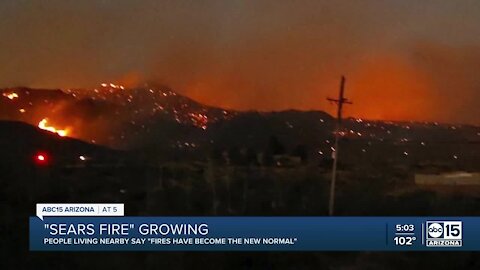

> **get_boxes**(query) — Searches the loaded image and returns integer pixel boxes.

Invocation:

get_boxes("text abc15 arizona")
[426,221,462,247]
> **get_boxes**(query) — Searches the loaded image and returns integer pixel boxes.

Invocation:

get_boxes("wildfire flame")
[101,82,125,89]
[38,118,69,137]
[3,92,19,100]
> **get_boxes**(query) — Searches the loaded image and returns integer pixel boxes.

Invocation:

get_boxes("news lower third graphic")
[30,203,480,251]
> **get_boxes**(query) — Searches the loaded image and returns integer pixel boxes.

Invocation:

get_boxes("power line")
[327,76,352,216]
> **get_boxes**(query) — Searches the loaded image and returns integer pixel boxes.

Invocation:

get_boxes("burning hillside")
[0,85,479,165]
[0,84,235,149]
[37,118,69,137]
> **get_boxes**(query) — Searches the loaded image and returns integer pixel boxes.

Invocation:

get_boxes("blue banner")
[29,217,479,251]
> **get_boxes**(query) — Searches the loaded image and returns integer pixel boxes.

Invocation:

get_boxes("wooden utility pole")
[327,76,351,216]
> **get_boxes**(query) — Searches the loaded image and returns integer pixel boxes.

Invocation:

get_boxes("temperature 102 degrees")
[393,224,417,247]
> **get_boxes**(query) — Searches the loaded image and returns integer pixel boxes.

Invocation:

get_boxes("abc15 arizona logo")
[426,221,462,247]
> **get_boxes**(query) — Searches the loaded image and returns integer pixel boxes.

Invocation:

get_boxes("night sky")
[1,1,479,124]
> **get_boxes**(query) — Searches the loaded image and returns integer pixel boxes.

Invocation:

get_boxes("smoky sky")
[1,0,479,124]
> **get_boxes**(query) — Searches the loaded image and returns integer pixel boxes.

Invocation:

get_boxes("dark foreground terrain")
[1,119,480,269]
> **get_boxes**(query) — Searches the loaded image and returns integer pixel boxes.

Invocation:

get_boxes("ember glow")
[38,118,69,137]
[101,83,125,90]
[188,113,209,130]
[3,92,18,100]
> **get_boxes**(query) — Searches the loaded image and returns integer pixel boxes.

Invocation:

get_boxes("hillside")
[1,85,479,166]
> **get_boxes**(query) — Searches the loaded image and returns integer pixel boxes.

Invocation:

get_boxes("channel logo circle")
[427,222,443,238]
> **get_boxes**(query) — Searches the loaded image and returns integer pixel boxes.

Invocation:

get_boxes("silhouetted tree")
[245,147,258,166]
[209,146,224,164]
[228,146,242,165]
[292,144,308,162]
[267,135,286,155]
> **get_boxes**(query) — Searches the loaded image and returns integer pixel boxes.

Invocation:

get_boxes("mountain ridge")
[1,86,479,156]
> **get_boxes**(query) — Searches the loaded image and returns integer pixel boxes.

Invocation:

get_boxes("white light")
[79,155,86,161]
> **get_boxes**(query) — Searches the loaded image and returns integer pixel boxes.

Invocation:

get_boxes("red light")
[34,152,49,165]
